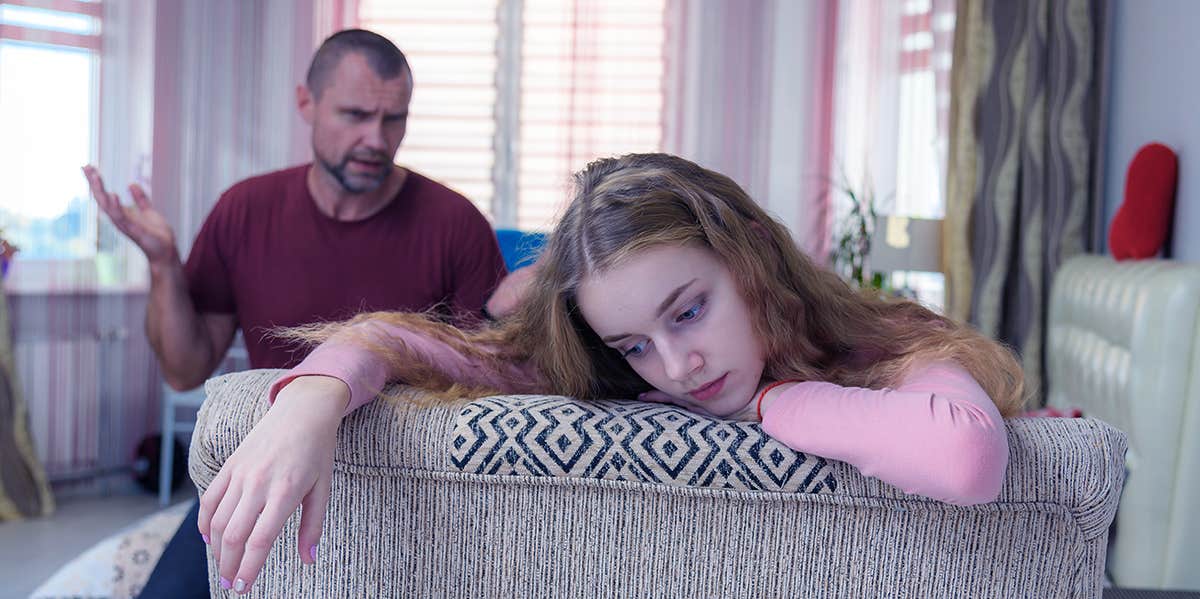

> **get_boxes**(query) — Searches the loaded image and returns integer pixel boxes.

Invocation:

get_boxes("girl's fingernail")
[234,578,247,592]
[310,544,318,561]
[220,576,232,590]
[201,533,210,545]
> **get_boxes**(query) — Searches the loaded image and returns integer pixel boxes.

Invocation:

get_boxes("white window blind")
[895,0,954,219]
[517,0,665,230]
[359,0,501,220]
[359,0,667,231]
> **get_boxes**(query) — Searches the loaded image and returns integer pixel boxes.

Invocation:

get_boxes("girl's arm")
[201,318,537,592]
[759,361,1009,506]
[270,319,540,414]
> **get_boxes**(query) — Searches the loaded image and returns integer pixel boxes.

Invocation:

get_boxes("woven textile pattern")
[450,396,837,493]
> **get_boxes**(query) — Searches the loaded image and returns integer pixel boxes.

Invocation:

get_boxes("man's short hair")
[306,29,412,98]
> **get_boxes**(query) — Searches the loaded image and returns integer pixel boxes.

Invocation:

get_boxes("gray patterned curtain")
[0,281,55,520]
[944,0,1109,402]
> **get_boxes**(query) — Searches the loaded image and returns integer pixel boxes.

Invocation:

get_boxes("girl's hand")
[752,380,800,421]
[197,375,350,593]
[637,380,799,422]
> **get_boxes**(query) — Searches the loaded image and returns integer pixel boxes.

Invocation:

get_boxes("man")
[85,29,518,597]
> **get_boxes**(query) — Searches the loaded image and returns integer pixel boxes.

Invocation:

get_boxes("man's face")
[301,52,412,194]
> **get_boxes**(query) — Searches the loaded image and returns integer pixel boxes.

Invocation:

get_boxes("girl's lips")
[689,373,728,402]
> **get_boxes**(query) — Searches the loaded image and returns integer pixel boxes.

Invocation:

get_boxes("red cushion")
[1109,143,1179,260]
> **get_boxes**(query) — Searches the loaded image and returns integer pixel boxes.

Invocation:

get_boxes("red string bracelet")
[756,380,798,422]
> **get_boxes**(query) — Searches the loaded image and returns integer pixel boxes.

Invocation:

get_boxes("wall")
[1103,0,1200,262]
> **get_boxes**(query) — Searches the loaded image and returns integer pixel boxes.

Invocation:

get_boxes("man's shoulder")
[223,164,309,200]
[207,164,309,220]
[401,169,489,220]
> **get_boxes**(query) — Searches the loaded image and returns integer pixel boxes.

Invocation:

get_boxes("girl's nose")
[662,340,704,382]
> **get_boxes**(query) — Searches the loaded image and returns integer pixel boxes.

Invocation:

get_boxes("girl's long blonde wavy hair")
[298,153,1027,417]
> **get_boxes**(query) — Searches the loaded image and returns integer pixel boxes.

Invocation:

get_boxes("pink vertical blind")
[360,0,502,220]
[1,0,111,486]
[517,0,666,230]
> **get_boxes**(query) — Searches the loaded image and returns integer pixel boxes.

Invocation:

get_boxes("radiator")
[9,293,160,488]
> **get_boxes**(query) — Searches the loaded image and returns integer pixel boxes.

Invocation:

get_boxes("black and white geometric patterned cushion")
[450,395,837,494]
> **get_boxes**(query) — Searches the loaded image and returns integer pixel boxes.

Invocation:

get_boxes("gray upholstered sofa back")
[191,369,1126,598]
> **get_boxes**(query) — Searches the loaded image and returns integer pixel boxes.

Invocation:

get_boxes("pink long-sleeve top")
[269,322,1009,506]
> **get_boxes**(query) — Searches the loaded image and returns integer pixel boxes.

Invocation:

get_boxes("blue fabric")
[495,229,547,272]
[137,500,208,598]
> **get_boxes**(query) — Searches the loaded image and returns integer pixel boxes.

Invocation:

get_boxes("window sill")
[0,256,148,296]
[3,283,149,296]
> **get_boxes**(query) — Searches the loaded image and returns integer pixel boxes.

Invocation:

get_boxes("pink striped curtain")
[663,0,839,259]
[2,0,157,503]
[153,0,320,253]
[831,0,956,220]
[6,0,326,499]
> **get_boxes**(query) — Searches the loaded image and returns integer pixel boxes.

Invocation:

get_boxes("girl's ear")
[750,221,770,240]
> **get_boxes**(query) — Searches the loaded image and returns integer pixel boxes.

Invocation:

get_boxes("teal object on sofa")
[495,229,546,272]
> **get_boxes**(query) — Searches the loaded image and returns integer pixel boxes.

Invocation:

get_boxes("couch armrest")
[190,369,1127,599]
[189,370,464,492]
[192,369,1127,541]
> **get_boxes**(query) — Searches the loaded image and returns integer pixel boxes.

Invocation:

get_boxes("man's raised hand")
[82,165,178,266]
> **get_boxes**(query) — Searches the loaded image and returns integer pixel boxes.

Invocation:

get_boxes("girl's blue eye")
[622,340,648,358]
[675,301,705,323]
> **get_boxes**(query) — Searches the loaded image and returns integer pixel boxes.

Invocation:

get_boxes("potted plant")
[828,172,884,290]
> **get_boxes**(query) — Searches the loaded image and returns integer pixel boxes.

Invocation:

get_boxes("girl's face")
[576,243,767,417]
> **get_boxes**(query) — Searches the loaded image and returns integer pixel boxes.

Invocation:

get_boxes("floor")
[1104,590,1200,598]
[0,489,194,599]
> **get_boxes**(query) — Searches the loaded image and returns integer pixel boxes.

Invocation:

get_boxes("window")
[832,0,954,310]
[360,0,501,221]
[895,0,953,220]
[891,0,953,309]
[0,1,102,260]
[359,0,667,231]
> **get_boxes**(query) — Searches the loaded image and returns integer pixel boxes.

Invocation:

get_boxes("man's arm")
[84,165,235,390]
[146,257,237,390]
[485,259,540,320]
[444,203,525,323]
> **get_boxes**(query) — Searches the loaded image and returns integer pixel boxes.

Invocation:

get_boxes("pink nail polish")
[220,576,232,590]
[310,545,318,561]
[201,533,210,545]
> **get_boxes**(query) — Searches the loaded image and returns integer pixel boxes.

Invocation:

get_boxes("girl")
[199,153,1024,594]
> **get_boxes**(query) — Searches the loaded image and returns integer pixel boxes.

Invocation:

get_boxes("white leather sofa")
[1046,254,1200,590]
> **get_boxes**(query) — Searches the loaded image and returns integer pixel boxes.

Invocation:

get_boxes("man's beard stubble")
[318,150,391,194]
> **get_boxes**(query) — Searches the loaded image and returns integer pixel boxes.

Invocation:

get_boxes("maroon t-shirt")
[184,164,507,369]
